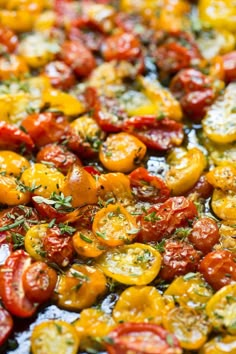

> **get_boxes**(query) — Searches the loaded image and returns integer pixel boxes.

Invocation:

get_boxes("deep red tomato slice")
[138,196,198,243]
[0,121,34,151]
[0,250,36,318]
[43,61,76,90]
[105,323,182,354]
[129,167,170,203]
[0,306,13,346]
[222,51,236,83]
[199,250,236,290]
[123,116,184,151]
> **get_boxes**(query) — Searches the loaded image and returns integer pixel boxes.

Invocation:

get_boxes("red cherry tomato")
[138,196,198,243]
[0,121,34,151]
[185,174,213,199]
[123,116,184,151]
[43,61,76,90]
[0,250,36,318]
[72,204,100,230]
[0,26,18,53]
[0,306,13,346]
[199,250,236,290]
[60,40,96,77]
[42,226,74,267]
[68,26,104,52]
[22,261,57,303]
[159,240,201,282]
[129,167,170,203]
[188,217,220,254]
[222,51,236,83]
[36,144,81,174]
[105,323,182,354]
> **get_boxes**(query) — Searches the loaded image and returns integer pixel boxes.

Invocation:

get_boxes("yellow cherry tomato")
[0,10,37,32]
[219,221,236,253]
[163,306,211,350]
[0,55,28,80]
[92,203,139,247]
[42,89,85,117]
[211,189,236,220]
[72,229,106,258]
[62,165,97,208]
[20,163,65,198]
[164,273,213,310]
[31,320,79,354]
[199,335,236,354]
[99,132,147,173]
[56,264,107,311]
[206,165,236,192]
[34,10,56,31]
[0,175,30,205]
[166,147,207,195]
[202,83,236,144]
[96,173,133,204]
[24,224,48,261]
[6,0,45,12]
[206,283,236,334]
[199,0,236,32]
[96,243,162,285]
[119,90,158,117]
[113,286,164,324]
[0,151,30,177]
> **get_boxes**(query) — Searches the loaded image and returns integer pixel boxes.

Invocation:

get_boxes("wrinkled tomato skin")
[36,144,81,174]
[123,116,184,151]
[60,40,96,77]
[42,226,74,267]
[180,89,215,122]
[72,205,100,230]
[222,51,236,83]
[22,261,57,303]
[188,217,220,254]
[0,250,36,318]
[199,250,236,290]
[0,307,13,346]
[105,323,181,354]
[43,61,76,90]
[129,167,170,203]
[0,26,18,53]
[138,196,198,243]
[0,121,34,151]
[185,174,213,199]
[159,240,201,282]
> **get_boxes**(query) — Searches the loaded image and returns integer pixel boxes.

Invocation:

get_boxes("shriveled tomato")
[0,250,36,318]
[0,306,13,346]
[42,226,74,267]
[123,116,184,151]
[181,89,215,122]
[138,196,198,243]
[105,323,182,354]
[129,167,170,203]
[0,25,18,53]
[22,261,57,303]
[222,51,236,83]
[60,40,96,77]
[159,240,201,282]
[43,60,76,90]
[188,217,220,254]
[185,174,213,200]
[36,144,81,174]
[199,250,236,290]
[0,121,34,151]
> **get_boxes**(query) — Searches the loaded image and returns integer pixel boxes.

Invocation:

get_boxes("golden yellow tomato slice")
[211,188,236,220]
[199,335,236,354]
[24,224,48,261]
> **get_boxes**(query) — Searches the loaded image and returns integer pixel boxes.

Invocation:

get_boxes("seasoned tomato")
[73,229,106,258]
[0,25,18,53]
[0,150,30,177]
[129,167,170,203]
[0,307,13,346]
[43,60,76,90]
[0,174,30,206]
[200,335,236,354]
[199,250,236,290]
[0,250,36,318]
[0,54,28,80]
[24,224,48,262]
[22,261,57,303]
[105,323,182,354]
[0,121,34,151]
[206,165,236,192]
[222,51,236,83]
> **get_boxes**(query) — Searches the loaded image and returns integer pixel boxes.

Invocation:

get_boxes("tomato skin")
[159,240,201,281]
[0,306,13,346]
[36,144,81,174]
[185,174,213,199]
[0,121,34,151]
[138,196,198,243]
[105,323,182,354]
[22,261,57,303]
[72,205,100,230]
[123,116,184,151]
[60,40,96,77]
[42,226,74,267]
[0,250,36,318]
[43,60,76,90]
[199,250,236,290]
[0,25,18,53]
[188,217,220,254]
[129,167,170,203]
[222,51,236,83]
